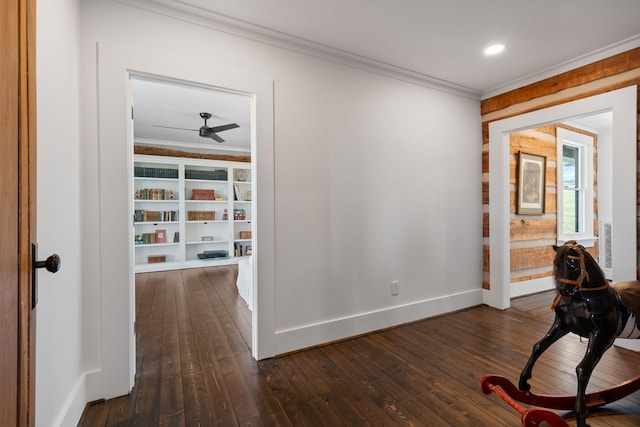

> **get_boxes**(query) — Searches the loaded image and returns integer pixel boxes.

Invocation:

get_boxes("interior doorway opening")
[506,113,610,300]
[129,74,256,350]
[486,86,637,310]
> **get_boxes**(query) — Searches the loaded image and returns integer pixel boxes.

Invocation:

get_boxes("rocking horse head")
[552,240,607,295]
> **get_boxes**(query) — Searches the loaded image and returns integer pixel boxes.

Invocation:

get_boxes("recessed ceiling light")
[484,44,505,55]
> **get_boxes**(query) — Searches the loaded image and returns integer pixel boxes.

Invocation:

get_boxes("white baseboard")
[614,339,640,352]
[511,276,555,299]
[53,374,86,427]
[273,289,483,355]
[85,369,103,402]
[52,369,102,427]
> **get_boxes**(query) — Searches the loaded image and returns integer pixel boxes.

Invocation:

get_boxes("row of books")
[135,232,164,245]
[134,166,178,179]
[185,169,227,181]
[135,188,176,200]
[234,242,252,257]
[134,209,178,222]
[233,209,247,220]
[135,230,179,245]
[187,210,216,221]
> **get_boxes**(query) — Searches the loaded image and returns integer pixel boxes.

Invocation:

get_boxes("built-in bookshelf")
[133,154,252,272]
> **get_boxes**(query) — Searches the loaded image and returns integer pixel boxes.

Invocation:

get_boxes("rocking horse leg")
[519,320,568,391]
[574,333,616,427]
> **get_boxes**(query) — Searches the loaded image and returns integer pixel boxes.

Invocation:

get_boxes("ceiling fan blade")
[208,123,239,133]
[153,125,197,131]
[208,133,225,143]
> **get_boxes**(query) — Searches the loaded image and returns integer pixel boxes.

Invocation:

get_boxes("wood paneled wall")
[481,47,640,290]
[507,125,597,284]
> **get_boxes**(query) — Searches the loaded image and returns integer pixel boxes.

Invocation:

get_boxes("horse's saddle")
[612,281,640,330]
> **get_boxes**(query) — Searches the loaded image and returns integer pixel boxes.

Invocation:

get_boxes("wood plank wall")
[508,125,597,284]
[481,47,640,290]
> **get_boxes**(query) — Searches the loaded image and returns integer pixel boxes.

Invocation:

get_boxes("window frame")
[556,127,595,246]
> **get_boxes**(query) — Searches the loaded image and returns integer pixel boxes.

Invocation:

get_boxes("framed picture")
[517,152,546,215]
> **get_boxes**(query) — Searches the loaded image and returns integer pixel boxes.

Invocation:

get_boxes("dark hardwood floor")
[78,268,640,426]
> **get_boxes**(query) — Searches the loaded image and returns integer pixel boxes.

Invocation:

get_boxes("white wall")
[36,0,86,426]
[78,0,483,401]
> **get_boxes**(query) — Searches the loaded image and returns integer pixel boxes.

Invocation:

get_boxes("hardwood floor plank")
[79,268,640,426]
[260,360,315,425]
[133,272,165,425]
[292,350,393,426]
[159,271,185,426]
[182,269,237,425]
[320,338,448,426]
[196,268,262,423]
[202,265,252,351]
[173,270,213,426]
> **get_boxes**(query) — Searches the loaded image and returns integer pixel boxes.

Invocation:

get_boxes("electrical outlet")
[391,280,399,295]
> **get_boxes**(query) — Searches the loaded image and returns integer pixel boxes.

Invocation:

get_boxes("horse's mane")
[553,242,606,287]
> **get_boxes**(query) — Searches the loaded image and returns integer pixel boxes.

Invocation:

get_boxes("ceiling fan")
[153,112,239,143]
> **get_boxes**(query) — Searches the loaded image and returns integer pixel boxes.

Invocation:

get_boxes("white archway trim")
[485,86,637,309]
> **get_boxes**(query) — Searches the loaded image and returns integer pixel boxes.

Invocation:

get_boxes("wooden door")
[0,0,37,425]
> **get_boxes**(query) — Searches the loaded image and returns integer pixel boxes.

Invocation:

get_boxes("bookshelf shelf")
[133,155,252,272]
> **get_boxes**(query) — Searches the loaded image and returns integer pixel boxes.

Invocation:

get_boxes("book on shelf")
[148,255,166,264]
[191,189,215,200]
[185,169,227,181]
[138,233,156,244]
[233,209,246,220]
[134,209,178,222]
[234,242,252,257]
[187,210,216,221]
[135,188,176,200]
[134,166,178,179]
[136,231,172,245]
[197,249,228,259]
[155,229,167,243]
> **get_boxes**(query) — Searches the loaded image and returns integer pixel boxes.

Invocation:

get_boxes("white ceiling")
[142,0,640,95]
[131,0,638,151]
[132,77,252,154]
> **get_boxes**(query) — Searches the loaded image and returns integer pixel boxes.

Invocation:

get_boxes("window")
[556,128,595,245]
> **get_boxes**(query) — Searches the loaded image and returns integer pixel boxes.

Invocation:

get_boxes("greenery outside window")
[556,127,595,246]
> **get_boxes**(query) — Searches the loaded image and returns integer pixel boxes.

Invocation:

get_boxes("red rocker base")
[480,374,640,427]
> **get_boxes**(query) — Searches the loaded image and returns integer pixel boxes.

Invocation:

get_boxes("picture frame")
[517,152,546,215]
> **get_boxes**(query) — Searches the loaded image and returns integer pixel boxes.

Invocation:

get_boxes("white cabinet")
[133,155,252,272]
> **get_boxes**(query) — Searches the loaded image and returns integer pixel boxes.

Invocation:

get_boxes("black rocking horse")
[482,240,640,427]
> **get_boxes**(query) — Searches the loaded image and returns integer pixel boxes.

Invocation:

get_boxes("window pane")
[563,145,579,188]
[562,189,579,233]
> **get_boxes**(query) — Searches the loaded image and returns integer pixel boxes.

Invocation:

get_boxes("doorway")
[96,45,276,397]
[485,86,637,309]
[129,75,256,347]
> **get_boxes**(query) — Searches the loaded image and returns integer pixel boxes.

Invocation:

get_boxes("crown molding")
[115,0,640,103]
[115,0,482,100]
[481,35,640,100]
